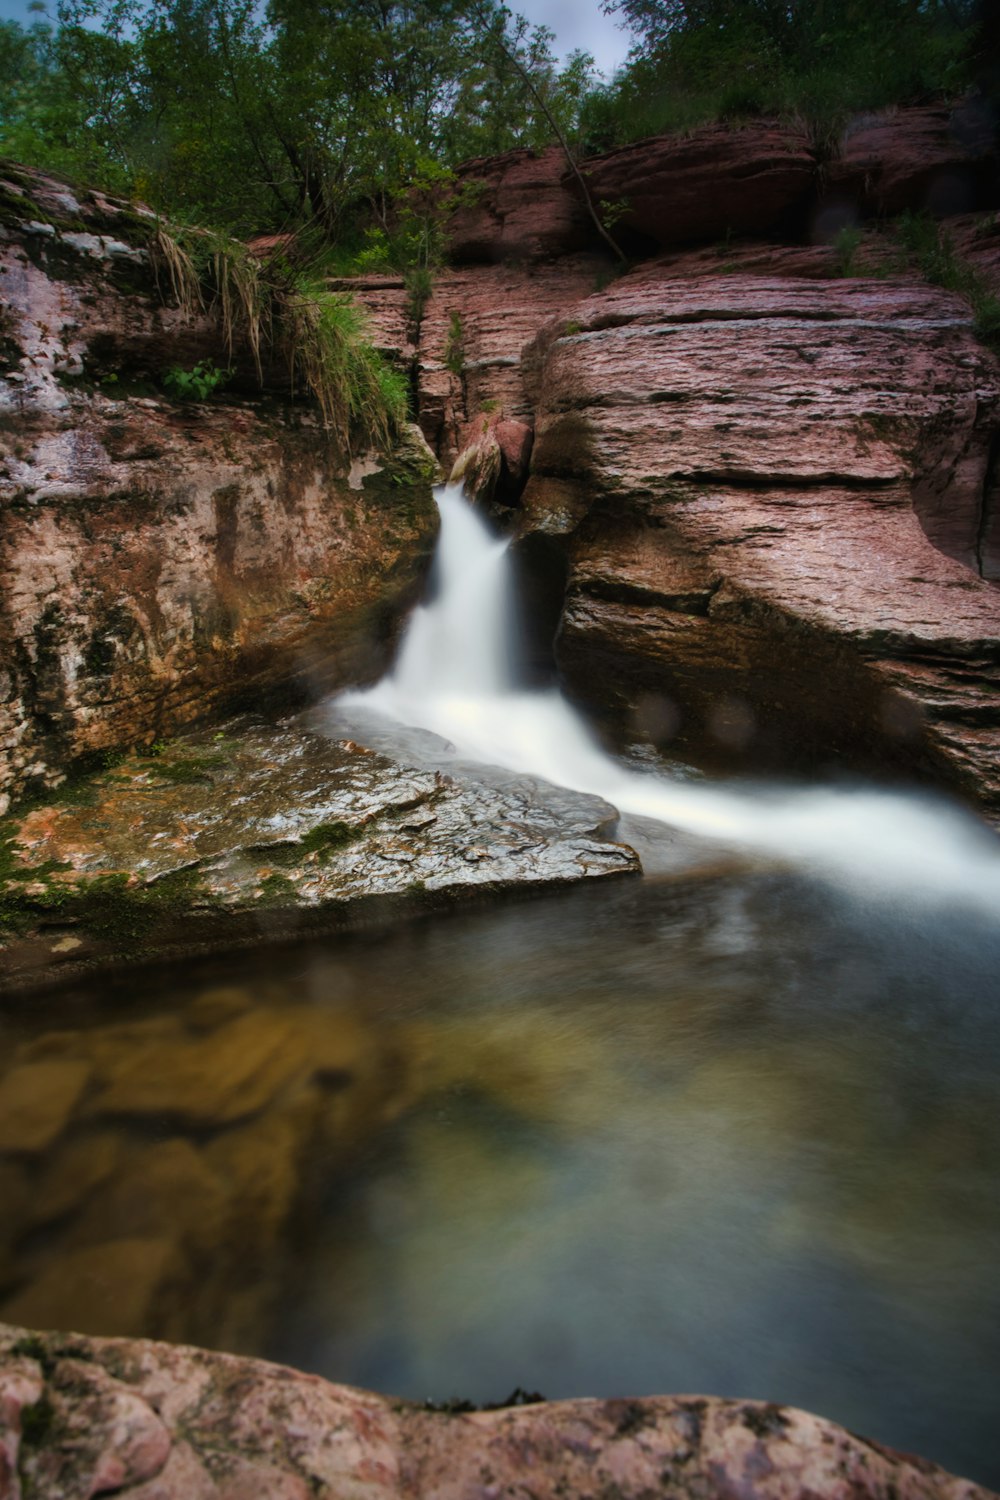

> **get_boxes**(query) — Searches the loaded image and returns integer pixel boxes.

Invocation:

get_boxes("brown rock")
[1,1238,183,1338]
[0,164,438,808]
[826,100,998,220]
[0,1326,991,1500]
[521,268,1000,812]
[446,147,592,263]
[0,1060,90,1154]
[583,122,816,250]
[69,1140,228,1258]
[29,1131,125,1229]
[91,1011,307,1128]
[450,410,534,504]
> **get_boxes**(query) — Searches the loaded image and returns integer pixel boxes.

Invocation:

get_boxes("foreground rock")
[0,162,438,810]
[520,270,1000,815]
[0,1326,990,1500]
[0,714,637,989]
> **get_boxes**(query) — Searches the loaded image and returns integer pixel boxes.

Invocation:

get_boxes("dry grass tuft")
[150,223,407,452]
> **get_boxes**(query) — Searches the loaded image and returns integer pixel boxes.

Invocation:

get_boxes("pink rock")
[447,147,592,263]
[582,123,816,249]
[0,165,438,807]
[521,266,1000,812]
[0,1327,992,1500]
[826,101,997,219]
[451,410,534,503]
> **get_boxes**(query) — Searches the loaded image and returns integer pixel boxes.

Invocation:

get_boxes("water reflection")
[1,870,999,1486]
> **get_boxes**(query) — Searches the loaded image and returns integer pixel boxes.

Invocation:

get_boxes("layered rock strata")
[0,1326,992,1500]
[439,105,998,268]
[0,163,438,810]
[519,271,1000,808]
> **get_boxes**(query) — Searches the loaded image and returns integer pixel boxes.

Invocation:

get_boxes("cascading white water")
[342,483,1000,910]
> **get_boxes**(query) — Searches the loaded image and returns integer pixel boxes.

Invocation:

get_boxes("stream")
[1,486,999,1486]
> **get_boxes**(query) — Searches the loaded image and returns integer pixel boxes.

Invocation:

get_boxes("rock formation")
[0,163,438,812]
[0,1326,992,1500]
[521,271,1000,806]
[340,105,1000,815]
[0,715,637,990]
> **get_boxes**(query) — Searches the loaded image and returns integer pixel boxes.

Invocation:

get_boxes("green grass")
[152,225,408,453]
[896,213,1000,349]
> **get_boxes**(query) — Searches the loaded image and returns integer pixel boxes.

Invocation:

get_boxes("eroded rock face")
[825,99,999,221]
[418,260,606,463]
[0,1326,991,1500]
[0,164,439,810]
[521,269,1000,811]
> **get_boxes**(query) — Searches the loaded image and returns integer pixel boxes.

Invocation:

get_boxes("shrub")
[162,358,231,401]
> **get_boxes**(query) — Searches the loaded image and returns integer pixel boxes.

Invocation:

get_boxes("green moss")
[298,820,360,856]
[0,853,215,947]
[19,1391,56,1447]
[443,311,465,377]
[256,871,298,903]
[145,754,225,785]
[10,1335,50,1363]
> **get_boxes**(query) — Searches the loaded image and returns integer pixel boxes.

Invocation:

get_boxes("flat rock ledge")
[0,717,637,991]
[0,1324,990,1500]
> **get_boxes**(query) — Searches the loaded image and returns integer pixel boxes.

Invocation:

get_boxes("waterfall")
[340,483,1000,910]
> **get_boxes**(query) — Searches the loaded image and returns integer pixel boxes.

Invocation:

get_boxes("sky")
[0,0,634,72]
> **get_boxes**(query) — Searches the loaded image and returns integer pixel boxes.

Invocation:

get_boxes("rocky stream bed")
[2,100,1000,1498]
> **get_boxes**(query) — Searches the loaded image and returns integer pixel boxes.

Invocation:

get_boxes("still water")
[2,858,999,1486]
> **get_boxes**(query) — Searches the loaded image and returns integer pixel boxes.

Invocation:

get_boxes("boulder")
[0,714,638,990]
[450,410,534,504]
[0,1326,991,1499]
[521,268,1000,813]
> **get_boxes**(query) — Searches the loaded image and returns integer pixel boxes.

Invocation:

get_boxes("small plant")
[834,225,862,277]
[895,213,1000,350]
[404,264,435,329]
[162,358,231,401]
[444,311,465,377]
[598,197,630,231]
[150,224,406,452]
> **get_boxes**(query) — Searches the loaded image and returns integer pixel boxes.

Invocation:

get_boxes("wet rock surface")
[0,163,439,809]
[0,714,638,989]
[0,1326,992,1500]
[519,268,1000,815]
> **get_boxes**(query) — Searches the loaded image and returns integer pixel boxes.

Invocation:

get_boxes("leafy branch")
[466,1,627,264]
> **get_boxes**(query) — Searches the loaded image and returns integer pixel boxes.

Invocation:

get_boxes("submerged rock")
[0,1325,991,1499]
[0,714,638,989]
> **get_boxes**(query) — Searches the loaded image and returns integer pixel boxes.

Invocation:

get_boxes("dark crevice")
[975,425,1000,580]
[572,575,719,615]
